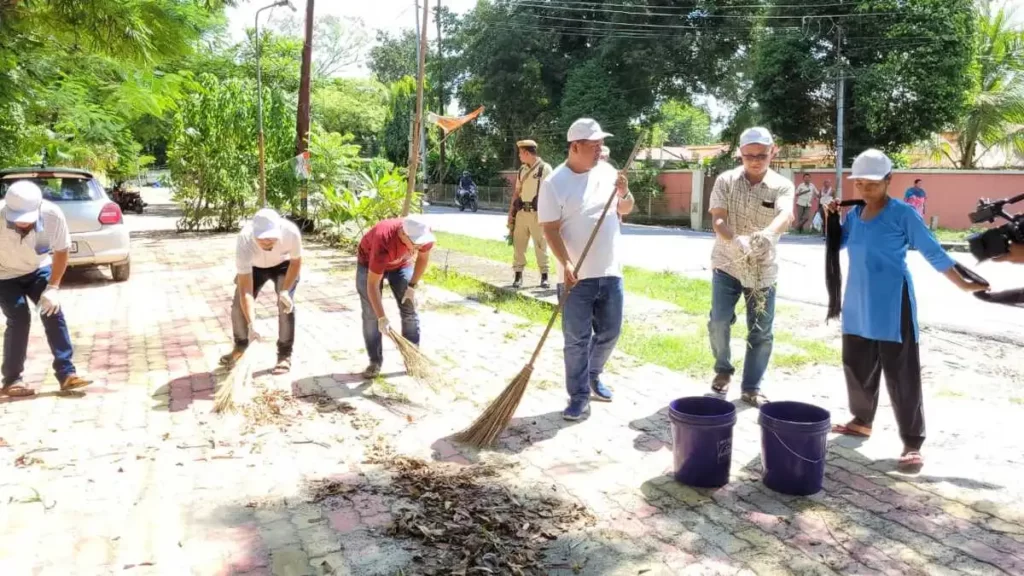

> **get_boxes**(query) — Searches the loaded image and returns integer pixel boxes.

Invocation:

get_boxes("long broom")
[454,132,647,447]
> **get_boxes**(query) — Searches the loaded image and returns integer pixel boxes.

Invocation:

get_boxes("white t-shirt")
[537,161,622,282]
[0,201,71,280]
[819,188,834,206]
[235,219,303,275]
[795,183,817,207]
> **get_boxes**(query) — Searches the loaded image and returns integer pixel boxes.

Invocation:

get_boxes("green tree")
[368,30,419,84]
[938,1,1024,168]
[312,78,389,153]
[750,0,976,162]
[379,76,418,167]
[272,14,370,77]
[651,101,713,147]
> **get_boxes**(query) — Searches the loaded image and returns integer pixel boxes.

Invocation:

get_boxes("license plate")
[69,241,78,254]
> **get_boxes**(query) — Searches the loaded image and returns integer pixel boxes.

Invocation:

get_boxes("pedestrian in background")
[794,173,817,232]
[706,127,795,407]
[220,208,303,375]
[539,118,635,420]
[904,178,927,218]
[826,150,985,471]
[0,181,91,396]
[355,216,434,379]
[508,139,552,289]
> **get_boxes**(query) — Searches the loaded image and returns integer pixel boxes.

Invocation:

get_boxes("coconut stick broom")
[454,132,647,447]
[214,313,263,414]
[387,326,440,391]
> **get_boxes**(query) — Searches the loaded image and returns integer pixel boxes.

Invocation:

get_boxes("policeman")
[508,139,552,289]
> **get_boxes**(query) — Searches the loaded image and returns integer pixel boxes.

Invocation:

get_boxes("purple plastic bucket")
[758,401,831,496]
[668,396,737,488]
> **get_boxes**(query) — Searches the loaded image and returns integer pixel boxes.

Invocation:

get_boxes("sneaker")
[589,379,613,402]
[540,273,550,289]
[512,272,523,289]
[562,398,591,421]
[362,363,381,379]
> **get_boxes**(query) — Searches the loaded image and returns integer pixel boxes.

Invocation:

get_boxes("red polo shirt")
[357,218,434,274]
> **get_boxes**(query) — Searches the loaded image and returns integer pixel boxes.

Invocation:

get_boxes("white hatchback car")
[0,167,131,281]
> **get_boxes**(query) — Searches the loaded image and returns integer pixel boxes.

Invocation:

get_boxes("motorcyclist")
[457,171,476,206]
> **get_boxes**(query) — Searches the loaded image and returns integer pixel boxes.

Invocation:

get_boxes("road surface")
[421,206,1024,342]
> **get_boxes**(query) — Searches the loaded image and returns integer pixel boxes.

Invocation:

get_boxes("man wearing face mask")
[220,208,303,375]
[706,127,795,407]
[0,181,91,396]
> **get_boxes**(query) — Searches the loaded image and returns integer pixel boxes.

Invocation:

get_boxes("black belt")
[514,198,537,212]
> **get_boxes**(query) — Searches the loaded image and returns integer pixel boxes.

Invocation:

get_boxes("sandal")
[832,421,872,438]
[60,375,91,392]
[740,391,769,407]
[272,357,291,375]
[898,451,924,471]
[219,347,246,368]
[1,382,36,397]
[710,374,730,396]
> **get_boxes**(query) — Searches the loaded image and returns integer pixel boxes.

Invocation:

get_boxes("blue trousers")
[0,266,76,385]
[558,277,624,402]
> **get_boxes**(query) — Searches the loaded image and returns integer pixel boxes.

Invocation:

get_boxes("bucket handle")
[771,431,825,464]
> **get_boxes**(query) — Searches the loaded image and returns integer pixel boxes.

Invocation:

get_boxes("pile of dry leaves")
[323,456,594,575]
[240,386,298,432]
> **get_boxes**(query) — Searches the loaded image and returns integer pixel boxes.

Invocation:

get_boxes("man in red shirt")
[356,215,435,378]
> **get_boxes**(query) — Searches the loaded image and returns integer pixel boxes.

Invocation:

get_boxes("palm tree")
[937,1,1024,169]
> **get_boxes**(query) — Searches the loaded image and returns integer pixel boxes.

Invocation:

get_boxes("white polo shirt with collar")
[0,201,71,281]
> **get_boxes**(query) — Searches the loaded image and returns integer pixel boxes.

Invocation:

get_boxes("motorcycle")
[109,182,146,214]
[456,184,479,213]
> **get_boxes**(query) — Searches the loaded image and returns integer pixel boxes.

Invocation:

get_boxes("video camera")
[967,193,1024,261]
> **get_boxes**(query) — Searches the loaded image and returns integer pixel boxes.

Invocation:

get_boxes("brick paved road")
[1,195,1022,575]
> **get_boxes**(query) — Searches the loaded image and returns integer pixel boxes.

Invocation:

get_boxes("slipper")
[898,451,924,470]
[272,357,291,375]
[832,421,872,438]
[1,383,36,397]
[740,391,769,407]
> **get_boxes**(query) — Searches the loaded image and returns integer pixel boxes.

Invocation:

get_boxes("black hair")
[520,146,538,155]
[825,199,867,322]
[914,178,922,184]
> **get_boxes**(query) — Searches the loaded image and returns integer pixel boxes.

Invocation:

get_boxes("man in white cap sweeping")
[0,180,91,396]
[538,118,634,420]
[706,127,795,407]
[356,215,435,378]
[220,208,303,375]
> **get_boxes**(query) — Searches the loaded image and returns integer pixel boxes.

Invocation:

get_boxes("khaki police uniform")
[512,149,551,275]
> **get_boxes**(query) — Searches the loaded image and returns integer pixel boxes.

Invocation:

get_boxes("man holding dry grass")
[356,216,435,379]
[539,118,634,420]
[707,127,795,407]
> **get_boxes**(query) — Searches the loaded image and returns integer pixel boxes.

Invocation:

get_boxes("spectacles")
[742,154,769,161]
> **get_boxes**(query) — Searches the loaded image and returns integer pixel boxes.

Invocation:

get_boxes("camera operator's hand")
[994,242,1024,264]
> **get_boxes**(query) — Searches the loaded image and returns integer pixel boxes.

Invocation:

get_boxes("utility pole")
[834,17,845,200]
[436,0,446,181]
[403,0,429,216]
[296,0,314,216]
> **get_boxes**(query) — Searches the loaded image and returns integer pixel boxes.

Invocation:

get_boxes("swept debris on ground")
[306,456,595,576]
[240,385,299,432]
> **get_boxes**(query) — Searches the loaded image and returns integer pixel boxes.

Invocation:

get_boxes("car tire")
[471,200,478,213]
[111,260,130,282]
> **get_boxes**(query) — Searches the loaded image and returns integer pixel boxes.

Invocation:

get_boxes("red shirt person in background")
[356,216,435,378]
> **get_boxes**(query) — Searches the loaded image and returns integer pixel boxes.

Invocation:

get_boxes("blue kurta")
[841,198,955,343]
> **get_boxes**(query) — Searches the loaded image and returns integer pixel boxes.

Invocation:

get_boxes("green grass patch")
[932,227,983,243]
[434,231,533,265]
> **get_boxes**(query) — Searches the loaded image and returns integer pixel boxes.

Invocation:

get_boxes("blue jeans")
[558,277,624,402]
[708,269,776,393]
[0,266,76,385]
[356,264,419,365]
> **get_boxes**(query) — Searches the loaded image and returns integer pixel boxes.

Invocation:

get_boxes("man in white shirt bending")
[0,181,91,396]
[538,118,635,420]
[220,208,303,375]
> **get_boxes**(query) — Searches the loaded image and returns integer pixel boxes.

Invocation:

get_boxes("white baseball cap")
[850,149,892,181]
[402,215,435,246]
[251,208,282,240]
[3,180,43,224]
[567,118,614,142]
[739,127,774,148]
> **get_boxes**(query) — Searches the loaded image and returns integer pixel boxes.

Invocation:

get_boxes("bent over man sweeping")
[220,208,303,375]
[356,216,435,379]
[539,118,635,420]
[707,127,795,407]
[0,181,91,396]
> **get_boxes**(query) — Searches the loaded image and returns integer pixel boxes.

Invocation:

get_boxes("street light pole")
[255,0,296,208]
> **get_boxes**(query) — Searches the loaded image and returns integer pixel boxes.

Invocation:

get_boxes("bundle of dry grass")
[454,132,647,448]
[214,348,254,413]
[387,327,440,391]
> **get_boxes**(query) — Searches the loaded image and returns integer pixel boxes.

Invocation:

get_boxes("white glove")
[378,316,391,334]
[401,285,416,306]
[732,236,752,255]
[39,286,60,317]
[247,324,261,342]
[750,231,777,261]
[278,290,294,314]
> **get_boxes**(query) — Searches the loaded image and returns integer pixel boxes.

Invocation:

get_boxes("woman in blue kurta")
[825,150,986,470]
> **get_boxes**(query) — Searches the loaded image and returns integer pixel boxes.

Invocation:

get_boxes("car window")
[0,176,105,202]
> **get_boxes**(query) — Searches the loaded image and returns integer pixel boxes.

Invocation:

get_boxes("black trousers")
[841,284,925,451]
